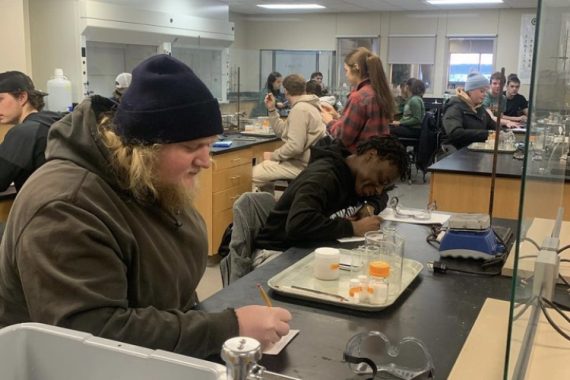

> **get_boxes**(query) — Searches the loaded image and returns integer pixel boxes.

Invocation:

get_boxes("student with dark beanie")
[0,55,291,358]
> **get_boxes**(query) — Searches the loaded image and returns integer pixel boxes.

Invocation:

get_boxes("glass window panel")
[86,41,157,98]
[447,38,496,90]
[275,51,317,81]
[390,64,412,88]
[419,64,434,91]
[260,50,274,90]
[336,37,379,90]
[172,46,224,101]
[507,2,570,378]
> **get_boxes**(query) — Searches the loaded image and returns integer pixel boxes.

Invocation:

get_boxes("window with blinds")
[388,36,436,92]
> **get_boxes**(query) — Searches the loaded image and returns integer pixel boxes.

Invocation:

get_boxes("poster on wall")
[517,14,536,85]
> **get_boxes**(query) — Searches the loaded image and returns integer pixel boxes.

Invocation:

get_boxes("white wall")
[231,8,536,97]
[0,0,32,74]
[26,0,233,103]
[29,0,83,102]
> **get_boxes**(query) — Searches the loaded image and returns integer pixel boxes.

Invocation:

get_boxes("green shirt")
[399,95,425,128]
[482,92,507,115]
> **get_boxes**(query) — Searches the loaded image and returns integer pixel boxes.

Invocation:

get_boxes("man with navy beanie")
[441,72,497,149]
[0,55,291,358]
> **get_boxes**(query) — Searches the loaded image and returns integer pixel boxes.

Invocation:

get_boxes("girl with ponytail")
[321,47,394,152]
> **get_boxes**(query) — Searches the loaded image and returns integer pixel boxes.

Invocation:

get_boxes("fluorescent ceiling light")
[427,0,503,4]
[257,4,325,10]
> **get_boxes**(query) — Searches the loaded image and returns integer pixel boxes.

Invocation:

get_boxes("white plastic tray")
[268,250,423,311]
[0,323,225,380]
[467,142,516,153]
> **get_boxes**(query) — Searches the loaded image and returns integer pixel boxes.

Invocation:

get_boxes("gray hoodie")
[268,94,326,165]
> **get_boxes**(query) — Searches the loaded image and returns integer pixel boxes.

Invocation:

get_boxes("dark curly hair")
[355,136,408,180]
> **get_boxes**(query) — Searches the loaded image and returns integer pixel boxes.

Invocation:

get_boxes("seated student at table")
[0,55,291,357]
[306,79,341,112]
[390,78,426,138]
[255,136,408,251]
[442,72,496,150]
[310,71,328,95]
[250,72,288,118]
[504,74,528,122]
[482,72,520,127]
[0,71,63,191]
[253,74,326,190]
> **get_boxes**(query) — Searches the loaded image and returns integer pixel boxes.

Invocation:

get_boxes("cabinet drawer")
[213,184,251,213]
[213,164,252,192]
[212,208,234,253]
[212,149,253,171]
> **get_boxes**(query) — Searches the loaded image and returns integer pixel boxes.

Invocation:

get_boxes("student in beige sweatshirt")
[253,74,326,190]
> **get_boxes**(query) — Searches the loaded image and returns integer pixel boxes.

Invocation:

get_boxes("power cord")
[427,261,501,276]
[539,297,570,341]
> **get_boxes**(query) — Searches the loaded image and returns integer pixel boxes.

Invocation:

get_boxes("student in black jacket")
[255,136,408,251]
[442,72,496,149]
[0,71,62,191]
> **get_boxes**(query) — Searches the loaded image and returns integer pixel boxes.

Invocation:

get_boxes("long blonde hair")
[98,115,162,204]
[345,47,395,120]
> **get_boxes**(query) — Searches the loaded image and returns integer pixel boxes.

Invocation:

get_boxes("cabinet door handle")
[230,194,240,202]
[231,157,242,163]
[230,175,240,181]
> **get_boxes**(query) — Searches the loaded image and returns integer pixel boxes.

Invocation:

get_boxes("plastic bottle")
[368,260,390,304]
[47,68,72,112]
[313,247,340,280]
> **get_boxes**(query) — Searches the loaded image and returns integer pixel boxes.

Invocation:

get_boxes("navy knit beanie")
[114,54,222,144]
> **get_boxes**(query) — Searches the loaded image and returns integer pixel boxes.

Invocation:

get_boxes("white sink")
[0,323,226,380]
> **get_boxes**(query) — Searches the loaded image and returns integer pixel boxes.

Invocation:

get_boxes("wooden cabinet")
[193,139,283,255]
[194,148,253,255]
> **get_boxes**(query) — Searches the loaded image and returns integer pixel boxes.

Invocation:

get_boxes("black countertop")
[211,134,281,155]
[428,148,524,178]
[199,221,516,379]
[428,148,569,182]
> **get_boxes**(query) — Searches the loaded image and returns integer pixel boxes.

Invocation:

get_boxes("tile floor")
[196,172,432,301]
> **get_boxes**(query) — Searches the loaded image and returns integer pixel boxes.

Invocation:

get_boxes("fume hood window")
[86,41,157,98]
[172,47,226,102]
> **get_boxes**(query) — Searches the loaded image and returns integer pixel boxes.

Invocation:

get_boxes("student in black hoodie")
[0,71,62,191]
[256,136,408,251]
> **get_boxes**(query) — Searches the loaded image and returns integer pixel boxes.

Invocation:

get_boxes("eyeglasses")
[389,197,436,221]
[343,331,435,380]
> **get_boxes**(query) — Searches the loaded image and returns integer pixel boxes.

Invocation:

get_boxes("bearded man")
[0,55,290,358]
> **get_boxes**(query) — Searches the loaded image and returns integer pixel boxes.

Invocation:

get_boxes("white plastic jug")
[46,68,72,112]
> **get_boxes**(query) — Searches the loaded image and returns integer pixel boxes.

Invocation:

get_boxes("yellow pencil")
[256,283,273,307]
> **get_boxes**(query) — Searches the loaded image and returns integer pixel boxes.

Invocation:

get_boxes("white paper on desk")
[337,236,365,243]
[379,208,451,225]
[263,329,299,355]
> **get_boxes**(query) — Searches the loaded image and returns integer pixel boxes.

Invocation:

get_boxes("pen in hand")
[256,283,273,307]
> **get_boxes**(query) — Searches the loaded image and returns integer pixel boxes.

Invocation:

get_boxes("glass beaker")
[349,246,367,275]
[365,232,403,295]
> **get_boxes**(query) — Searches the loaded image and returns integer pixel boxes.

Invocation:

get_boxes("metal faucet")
[221,337,265,380]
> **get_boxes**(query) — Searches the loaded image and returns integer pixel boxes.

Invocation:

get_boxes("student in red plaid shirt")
[321,47,394,152]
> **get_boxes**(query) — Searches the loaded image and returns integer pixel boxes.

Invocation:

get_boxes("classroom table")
[199,222,515,379]
[428,147,570,220]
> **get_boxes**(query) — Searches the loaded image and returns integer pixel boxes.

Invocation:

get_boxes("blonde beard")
[153,176,199,213]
